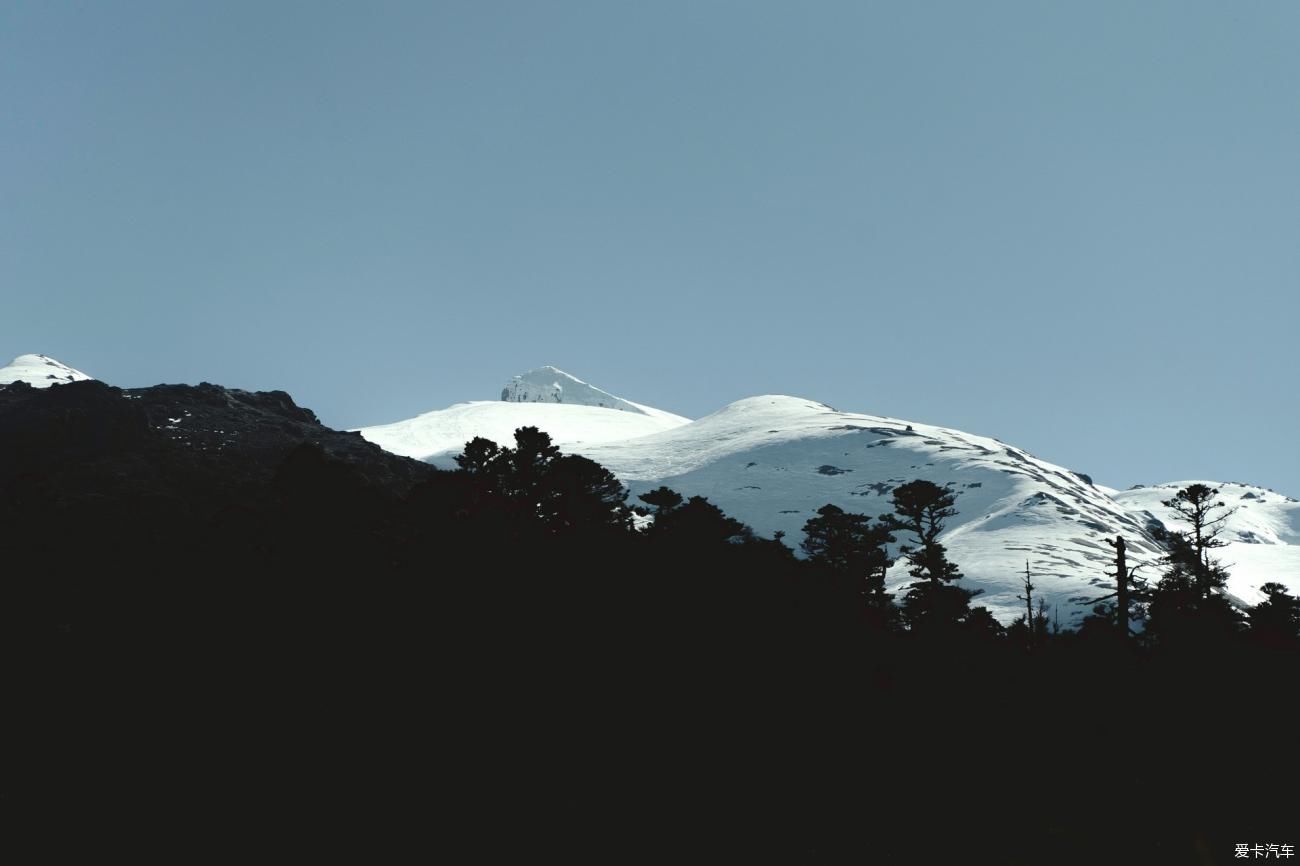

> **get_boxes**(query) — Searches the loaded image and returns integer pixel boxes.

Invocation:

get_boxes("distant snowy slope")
[0,354,92,388]
[1111,482,1300,605]
[355,367,690,463]
[578,396,1165,626]
[501,366,683,421]
[358,401,690,463]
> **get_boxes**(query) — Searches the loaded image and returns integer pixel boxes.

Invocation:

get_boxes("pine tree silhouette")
[878,480,973,632]
[801,504,896,627]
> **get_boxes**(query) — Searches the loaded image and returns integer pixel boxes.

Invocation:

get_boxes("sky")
[3,1,1298,496]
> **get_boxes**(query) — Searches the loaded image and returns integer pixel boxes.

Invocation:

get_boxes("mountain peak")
[500,366,649,416]
[0,354,93,388]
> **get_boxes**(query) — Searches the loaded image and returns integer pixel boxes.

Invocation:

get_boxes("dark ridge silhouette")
[3,381,1294,863]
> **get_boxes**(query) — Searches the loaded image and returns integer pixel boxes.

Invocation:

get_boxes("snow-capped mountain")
[0,354,92,388]
[362,367,1298,625]
[356,367,689,461]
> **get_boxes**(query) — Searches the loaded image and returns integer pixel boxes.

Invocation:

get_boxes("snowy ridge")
[0,354,92,388]
[358,370,1299,626]
[357,401,689,462]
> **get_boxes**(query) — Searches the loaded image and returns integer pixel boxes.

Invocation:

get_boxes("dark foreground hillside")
[3,380,1294,864]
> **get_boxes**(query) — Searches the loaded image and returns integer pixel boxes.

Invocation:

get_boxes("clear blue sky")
[4,1,1297,495]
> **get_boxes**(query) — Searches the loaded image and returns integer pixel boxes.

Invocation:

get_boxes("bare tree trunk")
[1017,561,1034,648]
[1113,536,1129,636]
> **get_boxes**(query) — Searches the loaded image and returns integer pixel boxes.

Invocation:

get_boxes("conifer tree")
[1147,489,1243,645]
[638,486,684,516]
[1248,583,1300,649]
[879,480,972,631]
[453,427,629,531]
[879,480,961,584]
[801,504,896,619]
[1161,484,1234,600]
[800,505,894,586]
